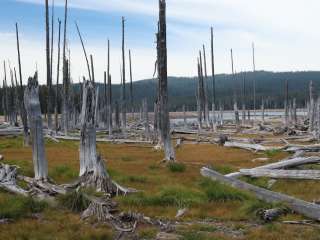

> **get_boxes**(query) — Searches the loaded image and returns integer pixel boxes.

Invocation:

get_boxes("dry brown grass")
[0,135,319,239]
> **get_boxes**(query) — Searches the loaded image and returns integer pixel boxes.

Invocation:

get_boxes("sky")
[0,0,320,85]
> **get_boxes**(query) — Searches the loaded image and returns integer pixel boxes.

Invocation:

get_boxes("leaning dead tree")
[157,0,175,161]
[15,23,29,146]
[24,72,48,181]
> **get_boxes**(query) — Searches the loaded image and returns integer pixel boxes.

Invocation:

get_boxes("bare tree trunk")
[79,80,115,193]
[129,49,134,118]
[252,42,256,121]
[15,23,29,146]
[231,49,240,129]
[182,104,187,129]
[115,101,120,130]
[242,72,246,125]
[24,73,48,181]
[309,81,315,132]
[143,98,150,140]
[292,98,297,125]
[45,0,53,129]
[121,17,126,129]
[261,98,265,123]
[158,0,175,161]
[202,45,210,127]
[107,40,113,136]
[211,27,216,127]
[55,19,61,133]
[62,0,69,135]
[285,79,289,127]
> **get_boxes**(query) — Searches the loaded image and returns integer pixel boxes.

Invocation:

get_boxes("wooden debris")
[240,169,320,180]
[201,167,320,221]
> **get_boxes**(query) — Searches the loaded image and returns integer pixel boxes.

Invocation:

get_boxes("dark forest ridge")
[98,70,320,111]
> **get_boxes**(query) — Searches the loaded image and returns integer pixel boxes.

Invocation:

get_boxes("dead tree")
[211,27,216,127]
[158,0,175,161]
[231,49,240,129]
[252,42,256,120]
[15,23,29,146]
[129,49,134,117]
[45,0,53,129]
[293,98,297,125]
[79,80,116,193]
[24,72,48,181]
[261,98,265,123]
[202,45,210,127]
[115,101,120,130]
[107,47,113,136]
[197,59,203,129]
[55,19,61,133]
[309,81,316,132]
[62,0,69,134]
[121,17,127,129]
[143,98,150,140]
[182,104,187,129]
[284,79,289,127]
[242,72,246,125]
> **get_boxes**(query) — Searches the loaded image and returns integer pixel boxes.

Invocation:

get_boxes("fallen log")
[201,167,320,221]
[224,141,283,152]
[240,169,320,180]
[0,164,28,196]
[285,144,320,153]
[226,156,320,178]
[53,135,152,145]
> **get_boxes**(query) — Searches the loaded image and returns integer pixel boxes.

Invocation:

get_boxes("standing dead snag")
[15,23,29,146]
[24,72,48,181]
[129,49,134,117]
[79,80,121,193]
[284,79,289,127]
[231,49,240,129]
[55,19,61,133]
[211,27,216,128]
[252,42,256,121]
[158,0,175,161]
[121,17,127,129]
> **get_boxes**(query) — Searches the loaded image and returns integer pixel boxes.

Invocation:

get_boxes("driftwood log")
[201,167,320,221]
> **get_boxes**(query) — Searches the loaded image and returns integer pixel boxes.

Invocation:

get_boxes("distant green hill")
[3,71,320,114]
[94,70,320,111]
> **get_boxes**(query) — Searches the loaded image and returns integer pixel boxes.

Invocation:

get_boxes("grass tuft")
[167,162,186,173]
[50,165,77,181]
[200,178,250,202]
[58,189,90,212]
[265,149,281,158]
[121,186,205,208]
[0,195,48,220]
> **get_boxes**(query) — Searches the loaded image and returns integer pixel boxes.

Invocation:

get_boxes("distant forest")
[2,70,320,114]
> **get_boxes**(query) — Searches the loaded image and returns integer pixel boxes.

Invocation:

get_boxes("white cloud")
[4,0,320,85]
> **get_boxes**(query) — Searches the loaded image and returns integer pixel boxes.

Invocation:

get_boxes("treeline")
[1,70,319,114]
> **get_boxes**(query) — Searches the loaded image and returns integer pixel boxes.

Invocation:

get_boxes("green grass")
[0,194,48,220]
[242,176,270,189]
[213,165,236,175]
[265,149,281,158]
[180,231,209,240]
[120,156,135,162]
[149,164,160,170]
[121,175,148,183]
[200,178,250,202]
[120,186,206,208]
[50,165,78,181]
[58,189,90,213]
[167,162,186,173]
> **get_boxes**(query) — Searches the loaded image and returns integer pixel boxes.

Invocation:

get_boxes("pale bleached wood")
[240,169,320,180]
[201,167,320,221]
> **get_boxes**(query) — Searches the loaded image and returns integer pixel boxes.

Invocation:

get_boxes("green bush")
[167,162,186,173]
[0,195,48,219]
[200,178,250,202]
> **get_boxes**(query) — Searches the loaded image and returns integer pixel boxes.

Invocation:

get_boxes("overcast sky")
[0,0,320,85]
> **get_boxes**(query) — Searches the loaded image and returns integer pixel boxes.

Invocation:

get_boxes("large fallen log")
[285,144,320,153]
[224,141,283,152]
[240,169,320,180]
[201,167,320,221]
[226,156,320,178]
[53,135,152,145]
